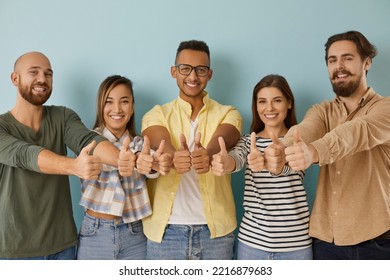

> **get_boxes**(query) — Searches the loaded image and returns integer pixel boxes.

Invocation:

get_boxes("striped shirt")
[79,128,154,223]
[230,134,312,252]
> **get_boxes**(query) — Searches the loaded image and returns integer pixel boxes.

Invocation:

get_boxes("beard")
[18,82,52,106]
[330,70,362,98]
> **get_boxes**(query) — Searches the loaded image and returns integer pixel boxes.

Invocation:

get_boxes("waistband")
[86,209,122,221]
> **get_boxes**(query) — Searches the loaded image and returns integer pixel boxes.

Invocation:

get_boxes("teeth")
[33,87,45,92]
[186,82,198,87]
[264,114,277,119]
[110,115,123,120]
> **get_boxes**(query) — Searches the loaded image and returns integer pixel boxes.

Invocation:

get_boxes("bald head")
[14,51,52,73]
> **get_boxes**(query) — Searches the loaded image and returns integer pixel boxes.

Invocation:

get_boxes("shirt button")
[337,171,341,175]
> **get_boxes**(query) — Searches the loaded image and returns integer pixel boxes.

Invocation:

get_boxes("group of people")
[0,30,389,260]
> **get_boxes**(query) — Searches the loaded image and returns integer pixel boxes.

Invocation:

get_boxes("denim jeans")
[146,224,235,260]
[76,212,147,260]
[0,246,76,260]
[313,238,390,260]
[236,240,313,260]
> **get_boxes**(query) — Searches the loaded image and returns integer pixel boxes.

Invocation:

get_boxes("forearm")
[37,149,77,175]
[143,126,175,156]
[93,140,119,167]
[207,124,240,156]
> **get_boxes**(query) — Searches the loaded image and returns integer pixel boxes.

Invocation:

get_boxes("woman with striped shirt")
[211,74,312,260]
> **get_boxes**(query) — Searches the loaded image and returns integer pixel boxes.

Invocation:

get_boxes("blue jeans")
[313,238,390,260]
[236,240,313,260]
[0,246,76,260]
[146,224,235,260]
[76,212,147,260]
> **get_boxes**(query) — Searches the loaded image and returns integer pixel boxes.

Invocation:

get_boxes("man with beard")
[264,31,390,259]
[0,52,136,259]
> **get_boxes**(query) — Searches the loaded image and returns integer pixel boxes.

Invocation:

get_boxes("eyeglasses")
[175,64,210,77]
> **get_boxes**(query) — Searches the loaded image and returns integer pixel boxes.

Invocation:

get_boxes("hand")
[153,139,172,175]
[118,136,136,177]
[191,132,210,174]
[285,129,315,171]
[211,136,232,176]
[173,134,191,173]
[75,140,102,180]
[136,135,154,175]
[247,132,264,172]
[264,132,286,175]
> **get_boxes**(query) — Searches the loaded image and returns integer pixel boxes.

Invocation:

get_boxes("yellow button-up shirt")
[141,92,242,243]
[285,88,390,245]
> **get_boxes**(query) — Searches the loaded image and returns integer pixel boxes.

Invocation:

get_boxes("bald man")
[0,52,125,259]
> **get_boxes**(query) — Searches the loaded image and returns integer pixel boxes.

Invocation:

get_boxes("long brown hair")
[93,75,136,137]
[250,74,297,133]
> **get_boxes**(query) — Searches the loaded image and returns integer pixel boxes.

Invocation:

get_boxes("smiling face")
[327,40,370,97]
[256,86,291,132]
[11,52,53,106]
[171,49,212,103]
[103,83,134,139]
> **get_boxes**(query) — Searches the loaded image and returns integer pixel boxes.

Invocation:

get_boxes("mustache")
[332,70,352,80]
[32,82,49,87]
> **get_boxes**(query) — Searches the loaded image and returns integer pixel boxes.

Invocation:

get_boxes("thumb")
[180,134,189,151]
[154,139,165,157]
[82,140,97,155]
[293,129,302,145]
[194,132,202,150]
[270,132,282,146]
[250,132,258,153]
[141,135,151,154]
[121,136,130,152]
[218,137,227,155]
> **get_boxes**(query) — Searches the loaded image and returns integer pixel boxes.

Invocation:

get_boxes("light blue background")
[1,0,389,230]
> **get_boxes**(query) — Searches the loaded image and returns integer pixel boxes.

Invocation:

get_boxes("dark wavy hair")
[250,74,297,134]
[325,30,377,75]
[93,75,136,137]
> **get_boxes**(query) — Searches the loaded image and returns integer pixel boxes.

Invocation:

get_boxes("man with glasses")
[141,40,242,259]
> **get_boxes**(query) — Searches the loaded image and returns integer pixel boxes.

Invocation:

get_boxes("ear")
[10,72,19,86]
[364,57,372,71]
[171,66,177,78]
[207,68,213,81]
[288,100,292,109]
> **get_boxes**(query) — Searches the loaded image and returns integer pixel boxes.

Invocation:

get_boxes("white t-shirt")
[168,117,207,224]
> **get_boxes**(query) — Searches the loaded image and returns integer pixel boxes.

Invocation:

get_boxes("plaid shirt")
[79,128,153,223]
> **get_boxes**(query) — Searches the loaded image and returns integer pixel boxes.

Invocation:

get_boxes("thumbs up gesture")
[118,136,136,177]
[75,140,102,179]
[247,132,264,172]
[173,134,191,173]
[152,139,172,175]
[285,129,315,171]
[211,136,234,176]
[264,132,286,175]
[136,135,154,175]
[191,132,210,174]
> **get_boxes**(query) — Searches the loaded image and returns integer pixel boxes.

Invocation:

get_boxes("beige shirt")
[284,88,390,245]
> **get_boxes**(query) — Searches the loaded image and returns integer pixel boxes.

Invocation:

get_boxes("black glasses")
[175,64,210,77]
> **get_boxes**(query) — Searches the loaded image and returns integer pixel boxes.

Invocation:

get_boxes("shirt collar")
[176,91,210,112]
[335,87,375,107]
[99,127,130,144]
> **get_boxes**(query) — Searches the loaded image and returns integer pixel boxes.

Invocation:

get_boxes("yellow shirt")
[141,92,242,242]
[284,88,390,245]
